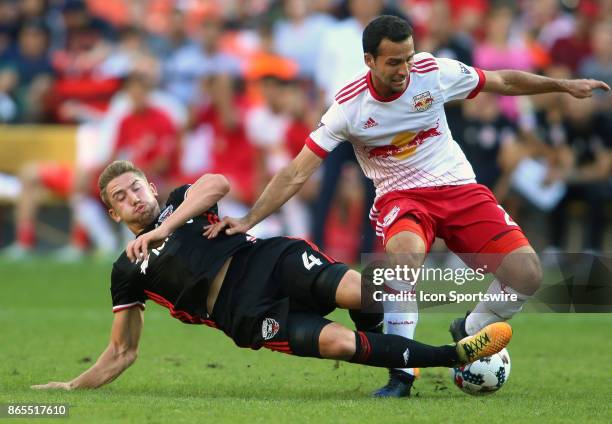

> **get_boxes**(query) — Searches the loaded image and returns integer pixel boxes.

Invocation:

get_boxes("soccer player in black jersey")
[32,160,512,393]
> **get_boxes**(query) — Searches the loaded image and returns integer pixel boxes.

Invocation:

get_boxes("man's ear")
[108,208,122,223]
[364,53,375,70]
[149,182,158,197]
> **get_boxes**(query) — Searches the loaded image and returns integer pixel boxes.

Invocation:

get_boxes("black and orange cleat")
[456,322,512,365]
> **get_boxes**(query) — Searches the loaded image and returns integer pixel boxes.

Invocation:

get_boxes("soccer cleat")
[52,245,86,262]
[455,322,512,366]
[449,312,470,342]
[0,244,33,261]
[372,369,415,398]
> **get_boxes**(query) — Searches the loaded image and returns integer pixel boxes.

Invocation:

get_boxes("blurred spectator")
[0,68,17,121]
[323,163,367,263]
[163,17,240,106]
[454,92,522,202]
[17,0,57,28]
[56,0,115,48]
[0,0,19,49]
[148,8,192,60]
[245,72,311,238]
[579,21,612,111]
[398,0,487,40]
[98,26,160,80]
[50,1,119,122]
[0,21,54,122]
[474,5,535,122]
[418,0,473,65]
[519,0,575,49]
[113,74,180,191]
[273,0,335,80]
[188,73,256,206]
[546,96,612,253]
[549,1,596,74]
[243,21,299,103]
[315,0,384,106]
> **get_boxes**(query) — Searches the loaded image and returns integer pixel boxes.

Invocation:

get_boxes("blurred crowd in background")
[0,0,610,263]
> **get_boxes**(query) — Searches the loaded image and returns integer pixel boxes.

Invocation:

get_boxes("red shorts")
[39,163,74,198]
[39,163,103,198]
[370,184,530,271]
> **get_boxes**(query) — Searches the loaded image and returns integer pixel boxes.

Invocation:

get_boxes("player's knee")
[386,246,425,269]
[513,254,542,295]
[318,324,355,360]
[385,233,426,269]
[19,163,40,187]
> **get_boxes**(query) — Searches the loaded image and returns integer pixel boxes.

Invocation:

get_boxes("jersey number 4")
[302,252,323,270]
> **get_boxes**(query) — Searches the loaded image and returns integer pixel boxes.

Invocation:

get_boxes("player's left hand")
[203,216,249,239]
[564,79,610,98]
[31,381,73,390]
[126,226,170,263]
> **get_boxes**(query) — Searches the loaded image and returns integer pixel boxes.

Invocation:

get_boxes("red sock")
[16,221,35,248]
[71,224,89,250]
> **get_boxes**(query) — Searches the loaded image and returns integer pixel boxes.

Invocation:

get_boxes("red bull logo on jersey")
[413,91,434,112]
[367,121,442,160]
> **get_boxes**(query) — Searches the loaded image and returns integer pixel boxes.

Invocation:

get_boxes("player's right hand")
[126,226,169,263]
[203,217,250,239]
[31,381,73,390]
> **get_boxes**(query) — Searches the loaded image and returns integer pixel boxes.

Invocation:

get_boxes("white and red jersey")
[307,52,486,201]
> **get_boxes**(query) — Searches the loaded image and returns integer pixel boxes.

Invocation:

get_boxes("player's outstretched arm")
[204,146,323,238]
[31,307,143,390]
[482,70,610,98]
[127,173,230,262]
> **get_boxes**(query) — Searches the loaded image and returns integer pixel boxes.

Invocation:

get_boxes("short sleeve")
[166,184,191,209]
[163,184,218,218]
[306,102,348,158]
[437,58,486,102]
[110,263,146,313]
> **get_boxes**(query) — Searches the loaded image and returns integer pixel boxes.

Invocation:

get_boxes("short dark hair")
[362,15,413,57]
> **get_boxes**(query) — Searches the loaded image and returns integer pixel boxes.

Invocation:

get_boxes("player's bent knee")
[318,323,355,360]
[518,254,542,295]
[385,230,426,268]
[334,269,362,310]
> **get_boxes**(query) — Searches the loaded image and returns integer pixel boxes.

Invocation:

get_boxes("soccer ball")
[449,348,511,395]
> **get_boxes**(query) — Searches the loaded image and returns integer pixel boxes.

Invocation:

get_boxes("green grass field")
[1,259,611,423]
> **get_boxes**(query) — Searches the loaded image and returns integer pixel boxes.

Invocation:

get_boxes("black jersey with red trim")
[110,184,252,322]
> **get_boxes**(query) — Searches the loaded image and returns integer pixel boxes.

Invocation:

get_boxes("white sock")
[465,279,531,335]
[73,196,117,252]
[383,279,419,376]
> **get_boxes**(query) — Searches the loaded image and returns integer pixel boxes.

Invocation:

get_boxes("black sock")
[349,310,383,333]
[350,331,458,369]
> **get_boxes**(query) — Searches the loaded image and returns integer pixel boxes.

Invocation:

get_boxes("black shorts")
[210,237,350,357]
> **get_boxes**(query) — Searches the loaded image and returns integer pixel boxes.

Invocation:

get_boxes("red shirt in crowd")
[193,103,256,204]
[115,105,180,178]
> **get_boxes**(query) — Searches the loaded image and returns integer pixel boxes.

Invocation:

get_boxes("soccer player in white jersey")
[205,15,610,397]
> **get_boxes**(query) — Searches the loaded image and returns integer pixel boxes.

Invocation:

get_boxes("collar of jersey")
[366,71,409,103]
[136,214,160,238]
